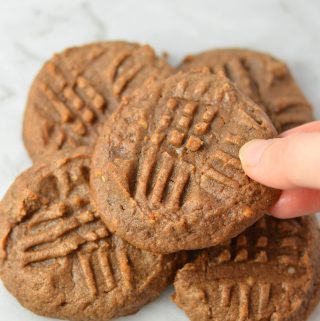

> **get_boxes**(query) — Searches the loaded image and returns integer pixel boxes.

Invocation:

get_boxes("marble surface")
[0,0,320,320]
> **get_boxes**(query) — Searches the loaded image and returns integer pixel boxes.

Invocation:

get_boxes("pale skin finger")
[272,121,320,217]
[239,121,320,218]
[270,188,320,218]
[280,120,320,137]
[239,132,320,190]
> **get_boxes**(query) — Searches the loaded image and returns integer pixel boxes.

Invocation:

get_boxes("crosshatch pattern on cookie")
[173,216,320,321]
[91,71,280,253]
[179,49,314,132]
[0,149,183,321]
[24,42,173,159]
[0,155,162,296]
[113,76,275,211]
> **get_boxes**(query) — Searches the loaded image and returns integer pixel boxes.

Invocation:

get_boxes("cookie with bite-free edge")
[23,41,173,161]
[173,215,320,321]
[0,148,185,321]
[179,49,314,132]
[91,71,280,254]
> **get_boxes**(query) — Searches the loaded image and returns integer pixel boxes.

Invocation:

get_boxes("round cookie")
[173,215,320,321]
[23,41,173,161]
[91,71,280,254]
[0,148,184,321]
[179,49,314,132]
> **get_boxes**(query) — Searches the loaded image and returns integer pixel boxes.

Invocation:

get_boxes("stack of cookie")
[0,41,319,321]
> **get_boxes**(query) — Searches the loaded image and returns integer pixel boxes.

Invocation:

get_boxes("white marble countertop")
[0,0,319,320]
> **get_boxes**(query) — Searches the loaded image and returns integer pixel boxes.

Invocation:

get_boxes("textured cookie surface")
[180,49,314,132]
[173,215,320,321]
[23,41,173,161]
[91,71,279,253]
[0,148,183,321]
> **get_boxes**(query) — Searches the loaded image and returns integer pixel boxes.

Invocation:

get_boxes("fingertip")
[269,204,292,219]
[239,139,273,168]
[269,188,320,218]
[269,197,304,219]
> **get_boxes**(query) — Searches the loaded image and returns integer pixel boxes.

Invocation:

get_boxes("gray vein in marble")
[279,0,290,15]
[81,2,107,40]
[0,85,15,102]
[278,0,308,32]
[32,8,41,16]
[14,43,43,62]
[30,10,67,38]
[279,0,320,50]
[46,13,69,24]
[31,27,54,37]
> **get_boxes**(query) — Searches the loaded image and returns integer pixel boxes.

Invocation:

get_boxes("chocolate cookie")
[23,41,173,161]
[0,148,184,321]
[179,49,314,132]
[91,71,279,253]
[173,215,320,321]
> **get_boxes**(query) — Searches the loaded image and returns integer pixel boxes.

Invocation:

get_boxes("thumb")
[239,132,320,190]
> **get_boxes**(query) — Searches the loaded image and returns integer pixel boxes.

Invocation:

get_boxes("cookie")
[0,148,184,321]
[179,49,314,132]
[91,71,280,254]
[23,41,173,161]
[173,215,320,321]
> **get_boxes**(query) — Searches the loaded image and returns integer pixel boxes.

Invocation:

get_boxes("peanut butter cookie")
[180,49,314,132]
[23,42,173,161]
[91,71,279,253]
[0,148,184,321]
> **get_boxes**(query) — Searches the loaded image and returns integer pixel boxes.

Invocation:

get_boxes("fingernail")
[239,139,274,167]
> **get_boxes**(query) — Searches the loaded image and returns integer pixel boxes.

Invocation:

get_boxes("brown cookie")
[91,71,280,254]
[173,215,320,321]
[179,49,314,132]
[23,41,173,161]
[0,148,184,321]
